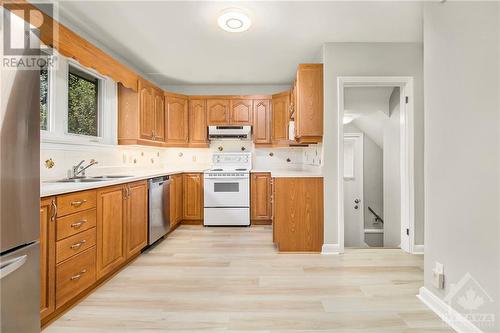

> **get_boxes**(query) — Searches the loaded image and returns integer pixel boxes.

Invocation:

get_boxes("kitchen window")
[41,53,117,146]
[67,64,100,137]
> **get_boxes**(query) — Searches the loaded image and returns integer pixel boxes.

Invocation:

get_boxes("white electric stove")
[203,152,251,226]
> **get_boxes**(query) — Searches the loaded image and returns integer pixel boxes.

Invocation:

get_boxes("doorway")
[337,77,415,253]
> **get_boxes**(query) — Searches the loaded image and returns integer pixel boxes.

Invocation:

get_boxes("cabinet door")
[125,181,148,258]
[139,82,155,140]
[230,99,253,125]
[253,100,271,144]
[40,197,56,320]
[207,99,229,125]
[154,92,165,142]
[96,185,126,278]
[189,99,208,146]
[295,64,323,141]
[271,93,290,143]
[250,173,272,221]
[170,174,184,225]
[165,95,189,144]
[183,173,203,220]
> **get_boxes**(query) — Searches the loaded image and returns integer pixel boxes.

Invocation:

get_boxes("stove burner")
[211,168,223,171]
[235,168,247,171]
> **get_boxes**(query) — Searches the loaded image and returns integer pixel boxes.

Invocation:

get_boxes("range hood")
[208,125,251,140]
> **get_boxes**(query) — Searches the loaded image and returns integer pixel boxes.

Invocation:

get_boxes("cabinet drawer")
[56,228,96,264]
[56,209,96,241]
[57,190,97,217]
[56,246,96,308]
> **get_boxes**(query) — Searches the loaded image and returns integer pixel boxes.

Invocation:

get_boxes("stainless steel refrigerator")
[0,7,41,332]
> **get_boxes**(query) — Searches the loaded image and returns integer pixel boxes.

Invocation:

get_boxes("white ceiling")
[55,1,423,87]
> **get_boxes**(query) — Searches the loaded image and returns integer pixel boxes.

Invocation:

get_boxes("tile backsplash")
[41,141,323,181]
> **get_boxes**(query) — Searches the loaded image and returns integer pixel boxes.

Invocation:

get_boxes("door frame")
[343,132,365,247]
[337,76,415,253]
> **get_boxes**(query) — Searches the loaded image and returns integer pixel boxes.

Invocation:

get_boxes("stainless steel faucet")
[72,159,98,178]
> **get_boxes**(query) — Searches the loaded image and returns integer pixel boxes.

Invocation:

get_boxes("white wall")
[423,2,499,331]
[383,88,401,247]
[322,42,424,249]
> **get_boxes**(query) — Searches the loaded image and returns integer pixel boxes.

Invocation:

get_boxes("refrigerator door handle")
[0,255,27,280]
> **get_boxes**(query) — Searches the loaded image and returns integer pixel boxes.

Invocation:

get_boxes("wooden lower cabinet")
[125,181,148,258]
[273,177,324,252]
[56,246,96,308]
[250,173,272,224]
[183,173,203,221]
[40,181,149,325]
[40,197,56,320]
[170,174,184,226]
[96,185,126,279]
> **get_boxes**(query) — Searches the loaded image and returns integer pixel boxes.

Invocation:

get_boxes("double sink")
[52,175,133,183]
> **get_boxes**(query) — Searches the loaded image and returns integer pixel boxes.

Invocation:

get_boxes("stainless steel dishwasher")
[148,176,171,245]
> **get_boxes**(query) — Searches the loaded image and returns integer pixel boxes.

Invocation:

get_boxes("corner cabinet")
[165,94,189,146]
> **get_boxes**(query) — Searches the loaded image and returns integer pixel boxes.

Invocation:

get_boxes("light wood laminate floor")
[44,225,452,332]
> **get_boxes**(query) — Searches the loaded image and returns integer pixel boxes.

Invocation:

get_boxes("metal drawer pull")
[70,220,87,228]
[70,269,87,281]
[70,199,87,207]
[70,240,86,249]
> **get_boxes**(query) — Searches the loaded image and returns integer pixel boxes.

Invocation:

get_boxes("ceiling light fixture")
[217,8,251,33]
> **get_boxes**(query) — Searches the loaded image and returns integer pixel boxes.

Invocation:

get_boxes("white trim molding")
[413,244,424,254]
[321,244,341,255]
[418,287,483,333]
[337,76,416,254]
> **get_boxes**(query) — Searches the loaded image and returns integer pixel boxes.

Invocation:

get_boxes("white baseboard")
[413,244,424,254]
[417,287,483,333]
[321,244,341,255]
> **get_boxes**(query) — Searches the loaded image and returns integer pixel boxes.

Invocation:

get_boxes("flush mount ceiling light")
[217,8,251,33]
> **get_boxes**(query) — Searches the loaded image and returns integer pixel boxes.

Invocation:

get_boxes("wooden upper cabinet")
[207,99,230,125]
[40,197,56,320]
[189,99,208,147]
[165,94,189,145]
[153,91,165,142]
[125,181,148,259]
[295,64,323,143]
[250,173,272,221]
[138,80,155,141]
[253,99,271,144]
[271,92,290,143]
[96,185,126,279]
[230,99,253,125]
[183,173,203,220]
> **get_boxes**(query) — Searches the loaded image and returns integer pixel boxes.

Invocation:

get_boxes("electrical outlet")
[192,155,197,162]
[433,262,445,289]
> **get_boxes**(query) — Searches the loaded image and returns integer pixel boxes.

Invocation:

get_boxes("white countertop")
[41,168,207,197]
[251,168,323,178]
[41,166,323,197]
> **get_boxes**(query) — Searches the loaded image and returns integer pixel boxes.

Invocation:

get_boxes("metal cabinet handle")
[0,255,27,280]
[70,220,87,229]
[70,269,87,281]
[71,199,87,207]
[50,199,57,222]
[70,240,86,250]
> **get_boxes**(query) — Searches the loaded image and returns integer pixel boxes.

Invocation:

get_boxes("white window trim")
[41,51,117,147]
